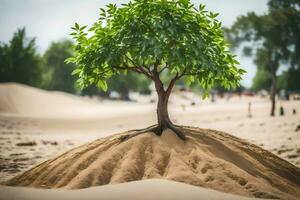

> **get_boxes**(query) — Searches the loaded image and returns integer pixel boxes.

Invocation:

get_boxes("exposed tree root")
[167,123,186,141]
[119,123,186,142]
[119,124,159,142]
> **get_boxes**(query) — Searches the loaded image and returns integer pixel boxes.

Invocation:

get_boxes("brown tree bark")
[153,69,186,140]
[270,71,277,116]
[156,90,170,133]
[269,55,278,117]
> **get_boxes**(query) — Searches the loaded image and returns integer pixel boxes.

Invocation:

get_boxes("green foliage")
[67,0,244,96]
[285,67,300,91]
[252,69,272,91]
[278,67,300,91]
[228,0,300,89]
[0,28,42,86]
[43,40,77,93]
[251,48,273,91]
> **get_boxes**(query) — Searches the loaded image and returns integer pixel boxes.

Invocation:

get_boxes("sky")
[0,0,268,87]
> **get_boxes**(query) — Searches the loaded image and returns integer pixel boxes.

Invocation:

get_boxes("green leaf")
[199,4,205,11]
[212,13,219,18]
[100,8,106,17]
[184,76,195,86]
[238,68,246,74]
[100,8,106,13]
[97,79,108,91]
[65,57,76,64]
[233,59,240,65]
[80,25,87,31]
[75,22,79,30]
[71,68,81,75]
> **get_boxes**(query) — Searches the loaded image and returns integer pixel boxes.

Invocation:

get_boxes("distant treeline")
[0,28,151,99]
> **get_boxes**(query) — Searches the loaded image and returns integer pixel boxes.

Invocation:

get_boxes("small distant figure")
[292,109,297,115]
[247,102,252,118]
[295,124,300,132]
[211,92,215,103]
[279,106,284,116]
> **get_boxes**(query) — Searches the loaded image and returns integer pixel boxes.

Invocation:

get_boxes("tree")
[227,0,300,116]
[43,40,77,93]
[0,28,42,86]
[67,0,244,140]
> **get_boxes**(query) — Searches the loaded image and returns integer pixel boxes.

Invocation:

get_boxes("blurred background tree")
[227,0,300,116]
[43,40,77,93]
[0,28,42,87]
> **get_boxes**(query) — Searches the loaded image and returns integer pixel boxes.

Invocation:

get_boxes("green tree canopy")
[67,0,245,139]
[0,28,42,86]
[68,0,244,93]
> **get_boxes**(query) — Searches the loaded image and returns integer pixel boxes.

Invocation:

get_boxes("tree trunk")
[156,89,171,134]
[119,72,186,141]
[270,72,277,116]
[152,72,186,140]
[120,87,130,101]
[268,52,279,117]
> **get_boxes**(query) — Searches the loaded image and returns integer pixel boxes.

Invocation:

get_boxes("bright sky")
[0,0,268,87]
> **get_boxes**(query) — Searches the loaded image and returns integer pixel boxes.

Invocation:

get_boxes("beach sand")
[0,83,299,199]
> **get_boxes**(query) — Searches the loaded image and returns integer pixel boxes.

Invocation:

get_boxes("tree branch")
[165,68,187,95]
[159,64,169,74]
[143,65,153,76]
[178,68,187,78]
[139,67,153,79]
[152,60,165,93]
[124,56,153,79]
[166,73,179,95]
[112,64,153,79]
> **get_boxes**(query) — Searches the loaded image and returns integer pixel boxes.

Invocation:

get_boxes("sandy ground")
[0,83,299,199]
[0,179,260,200]
[5,127,299,199]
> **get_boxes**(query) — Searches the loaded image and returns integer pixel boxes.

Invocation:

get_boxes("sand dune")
[0,179,261,200]
[5,128,300,199]
[0,83,153,118]
[0,83,96,116]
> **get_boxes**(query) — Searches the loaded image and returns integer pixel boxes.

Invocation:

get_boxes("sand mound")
[0,83,96,116]
[4,127,300,199]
